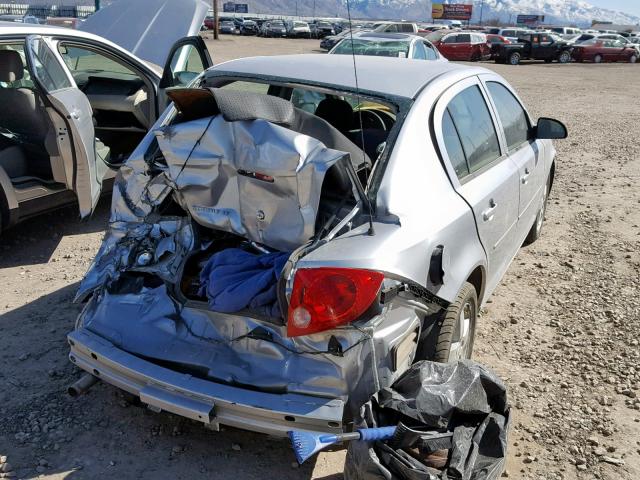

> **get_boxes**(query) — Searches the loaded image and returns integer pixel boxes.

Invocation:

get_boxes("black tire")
[558,50,572,64]
[508,51,521,65]
[524,174,550,245]
[433,282,477,363]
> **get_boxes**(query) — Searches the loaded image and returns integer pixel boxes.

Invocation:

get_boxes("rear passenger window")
[424,42,438,60]
[486,82,530,150]
[446,85,501,174]
[457,34,471,43]
[442,109,469,178]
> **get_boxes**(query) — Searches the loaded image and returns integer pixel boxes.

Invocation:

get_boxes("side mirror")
[535,117,568,139]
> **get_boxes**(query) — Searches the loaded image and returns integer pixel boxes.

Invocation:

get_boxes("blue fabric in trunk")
[198,248,290,318]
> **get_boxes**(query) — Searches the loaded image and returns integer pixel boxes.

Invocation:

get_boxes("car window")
[0,43,35,89]
[442,108,470,178]
[401,24,414,33]
[221,80,270,95]
[28,37,72,92]
[442,34,458,44]
[457,34,471,43]
[291,88,328,113]
[424,42,438,60]
[412,41,427,60]
[502,30,515,37]
[446,85,501,174]
[58,43,138,77]
[486,82,530,151]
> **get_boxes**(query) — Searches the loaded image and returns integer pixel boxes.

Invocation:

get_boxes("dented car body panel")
[69,56,560,435]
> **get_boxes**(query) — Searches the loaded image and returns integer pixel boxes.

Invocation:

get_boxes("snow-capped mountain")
[249,0,639,26]
[465,0,640,26]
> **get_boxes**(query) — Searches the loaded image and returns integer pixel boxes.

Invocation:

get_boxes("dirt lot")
[1,35,639,480]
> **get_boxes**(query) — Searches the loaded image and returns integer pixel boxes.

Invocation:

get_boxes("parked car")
[597,34,640,55]
[486,34,511,58]
[67,54,566,437]
[571,38,638,63]
[426,28,460,44]
[320,28,363,51]
[330,32,444,62]
[433,32,491,62]
[45,16,82,29]
[310,20,335,38]
[219,20,237,34]
[493,32,573,64]
[259,20,287,37]
[373,22,419,34]
[203,15,215,30]
[239,19,258,35]
[0,0,211,234]
[286,20,311,38]
[549,26,581,36]
[486,27,533,43]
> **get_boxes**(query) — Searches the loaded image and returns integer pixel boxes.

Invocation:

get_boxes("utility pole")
[479,0,484,25]
[94,0,100,11]
[212,0,219,40]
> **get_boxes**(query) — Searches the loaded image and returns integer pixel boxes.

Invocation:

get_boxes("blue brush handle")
[357,426,396,441]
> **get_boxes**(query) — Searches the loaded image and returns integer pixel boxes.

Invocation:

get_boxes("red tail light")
[287,268,384,337]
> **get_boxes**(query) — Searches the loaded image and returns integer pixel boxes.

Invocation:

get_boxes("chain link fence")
[0,3,95,19]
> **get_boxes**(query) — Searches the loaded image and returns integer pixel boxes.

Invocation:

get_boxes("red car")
[572,38,638,63]
[434,32,491,61]
[486,34,511,58]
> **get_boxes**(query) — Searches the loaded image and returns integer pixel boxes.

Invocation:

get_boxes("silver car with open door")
[0,0,211,233]
[67,56,566,436]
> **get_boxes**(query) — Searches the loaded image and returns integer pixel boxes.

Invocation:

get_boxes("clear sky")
[589,0,640,17]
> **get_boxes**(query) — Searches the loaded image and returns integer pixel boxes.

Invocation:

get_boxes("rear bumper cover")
[68,329,345,437]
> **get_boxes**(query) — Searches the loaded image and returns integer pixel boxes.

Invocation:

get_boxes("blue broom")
[288,426,397,464]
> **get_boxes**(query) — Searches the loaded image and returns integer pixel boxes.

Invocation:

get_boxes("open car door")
[25,36,105,218]
[158,35,213,110]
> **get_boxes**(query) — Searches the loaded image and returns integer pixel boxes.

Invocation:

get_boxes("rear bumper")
[67,329,345,437]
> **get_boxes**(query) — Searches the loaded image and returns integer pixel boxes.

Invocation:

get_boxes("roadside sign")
[432,3,473,21]
[223,2,235,13]
[516,14,545,26]
[223,2,248,13]
[235,3,248,14]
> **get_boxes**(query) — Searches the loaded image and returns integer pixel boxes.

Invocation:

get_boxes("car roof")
[208,54,484,100]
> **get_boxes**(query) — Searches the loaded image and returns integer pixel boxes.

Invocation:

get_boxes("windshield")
[294,22,306,27]
[333,39,410,58]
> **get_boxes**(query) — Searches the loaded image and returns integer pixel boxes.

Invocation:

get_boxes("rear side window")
[442,34,457,44]
[412,41,427,59]
[424,42,438,60]
[487,82,530,150]
[457,34,471,43]
[442,109,469,178]
[446,85,501,174]
[401,24,414,33]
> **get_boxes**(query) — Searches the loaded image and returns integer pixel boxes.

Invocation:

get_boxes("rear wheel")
[594,54,603,63]
[508,51,521,65]
[558,50,572,64]
[630,54,638,64]
[433,282,477,362]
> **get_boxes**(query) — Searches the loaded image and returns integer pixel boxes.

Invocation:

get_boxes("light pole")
[479,0,484,25]
[212,0,219,40]
[94,0,100,11]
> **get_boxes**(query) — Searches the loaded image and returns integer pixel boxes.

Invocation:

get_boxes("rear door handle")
[482,200,498,222]
[521,167,530,184]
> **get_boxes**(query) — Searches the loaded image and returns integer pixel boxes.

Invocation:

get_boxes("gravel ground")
[0,35,639,480]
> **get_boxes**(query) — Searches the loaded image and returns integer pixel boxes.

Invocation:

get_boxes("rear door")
[456,33,472,60]
[158,35,212,110]
[433,78,521,295]
[438,34,459,59]
[482,76,545,240]
[25,35,104,218]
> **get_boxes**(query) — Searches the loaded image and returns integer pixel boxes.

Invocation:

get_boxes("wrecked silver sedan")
[68,55,567,436]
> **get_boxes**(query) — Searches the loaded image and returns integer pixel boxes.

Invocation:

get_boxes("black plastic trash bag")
[345,360,511,480]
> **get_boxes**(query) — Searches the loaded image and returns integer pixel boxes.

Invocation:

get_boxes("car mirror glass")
[536,117,568,140]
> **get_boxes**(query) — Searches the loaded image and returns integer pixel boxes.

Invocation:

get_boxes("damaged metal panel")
[155,115,348,251]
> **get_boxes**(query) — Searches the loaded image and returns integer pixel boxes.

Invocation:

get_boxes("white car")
[0,0,212,234]
[330,32,445,62]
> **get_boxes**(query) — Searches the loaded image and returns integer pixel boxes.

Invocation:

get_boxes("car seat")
[0,50,52,179]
